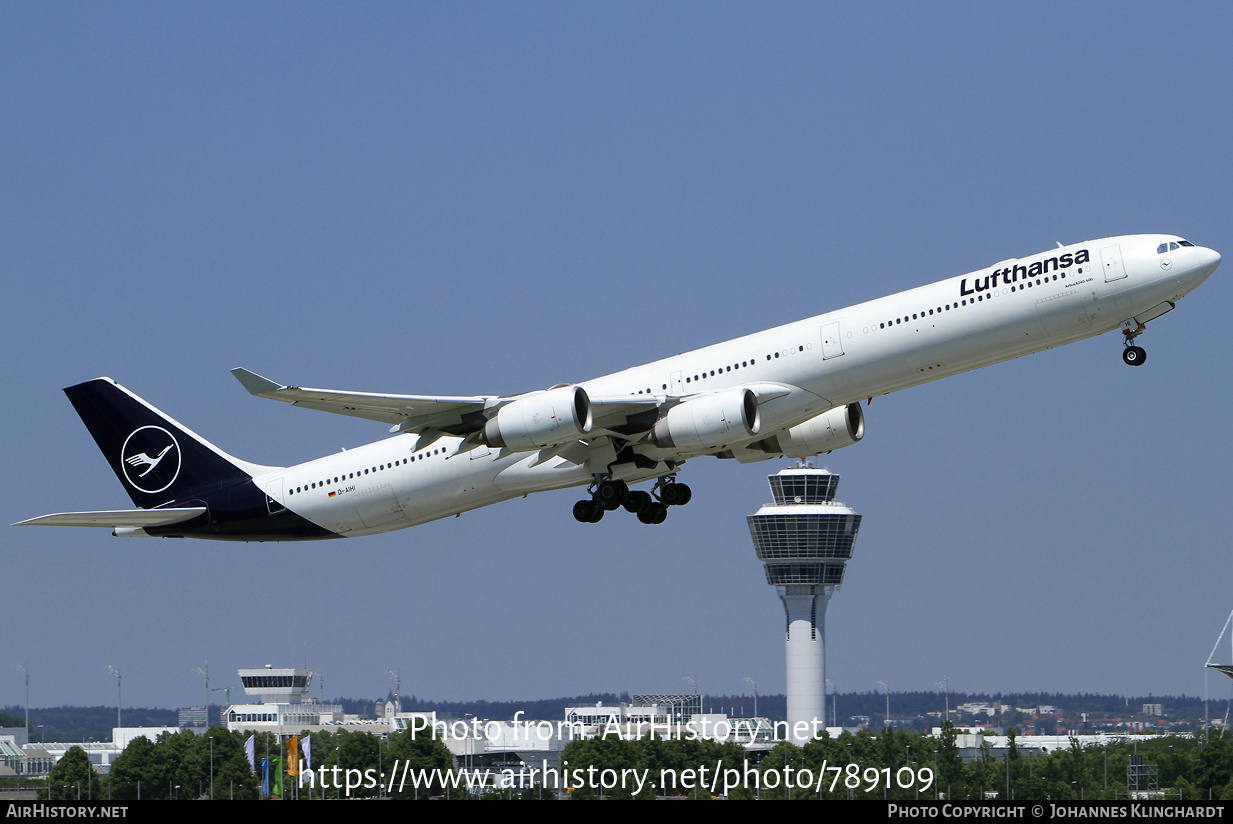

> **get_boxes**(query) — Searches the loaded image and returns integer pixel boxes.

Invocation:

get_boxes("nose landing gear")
[1122,324,1147,367]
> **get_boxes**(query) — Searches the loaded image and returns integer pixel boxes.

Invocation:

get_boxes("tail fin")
[64,378,271,508]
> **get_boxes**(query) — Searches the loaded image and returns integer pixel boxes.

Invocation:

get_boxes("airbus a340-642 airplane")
[17,234,1220,541]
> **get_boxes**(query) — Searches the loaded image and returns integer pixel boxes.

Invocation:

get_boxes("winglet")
[231,367,285,397]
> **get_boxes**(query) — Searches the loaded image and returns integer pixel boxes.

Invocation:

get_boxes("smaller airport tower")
[747,462,861,744]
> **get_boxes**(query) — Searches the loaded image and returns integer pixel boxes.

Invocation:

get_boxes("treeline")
[41,725,458,801]
[0,705,179,742]
[703,692,1233,726]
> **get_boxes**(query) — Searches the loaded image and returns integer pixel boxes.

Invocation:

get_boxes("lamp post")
[106,667,121,729]
[15,665,29,741]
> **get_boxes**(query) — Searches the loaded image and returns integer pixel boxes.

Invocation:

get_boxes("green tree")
[47,746,95,800]
[1197,733,1233,796]
[385,724,454,799]
[156,729,199,799]
[303,729,384,799]
[175,727,257,800]
[107,736,157,800]
[560,734,640,800]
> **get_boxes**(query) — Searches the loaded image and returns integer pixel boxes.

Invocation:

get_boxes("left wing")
[231,369,810,457]
[231,368,495,434]
[232,367,664,441]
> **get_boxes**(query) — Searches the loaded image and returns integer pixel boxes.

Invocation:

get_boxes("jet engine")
[754,402,864,457]
[481,386,593,450]
[650,388,761,452]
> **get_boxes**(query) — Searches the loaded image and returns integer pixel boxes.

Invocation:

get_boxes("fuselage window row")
[644,358,758,394]
[288,451,448,496]
[875,269,1084,329]
[684,354,796,385]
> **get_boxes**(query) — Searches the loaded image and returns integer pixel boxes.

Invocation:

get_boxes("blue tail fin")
[64,378,260,508]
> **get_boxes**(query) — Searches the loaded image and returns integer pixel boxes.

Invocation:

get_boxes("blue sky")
[5,3,1233,713]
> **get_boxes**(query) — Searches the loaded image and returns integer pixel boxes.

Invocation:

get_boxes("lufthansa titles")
[960,249,1090,297]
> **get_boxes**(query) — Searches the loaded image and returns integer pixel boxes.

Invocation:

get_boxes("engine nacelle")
[481,386,593,451]
[759,402,864,457]
[650,388,761,452]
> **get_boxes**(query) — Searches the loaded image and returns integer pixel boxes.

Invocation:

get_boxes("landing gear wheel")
[671,483,691,506]
[623,490,652,514]
[573,500,596,523]
[659,482,692,506]
[1122,346,1146,366]
[574,500,605,523]
[638,502,668,525]
[596,479,629,510]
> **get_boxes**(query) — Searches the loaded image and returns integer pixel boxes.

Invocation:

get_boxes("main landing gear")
[572,476,692,525]
[1122,324,1147,367]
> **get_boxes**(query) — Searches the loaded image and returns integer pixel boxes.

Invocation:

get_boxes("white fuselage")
[259,234,1218,537]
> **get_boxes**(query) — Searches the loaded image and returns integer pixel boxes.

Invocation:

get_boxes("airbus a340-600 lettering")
[17,234,1219,541]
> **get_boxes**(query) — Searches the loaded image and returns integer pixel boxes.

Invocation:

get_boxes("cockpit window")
[1179,240,1194,247]
[1158,240,1192,253]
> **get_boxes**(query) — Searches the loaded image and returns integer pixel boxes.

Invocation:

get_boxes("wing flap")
[15,508,207,528]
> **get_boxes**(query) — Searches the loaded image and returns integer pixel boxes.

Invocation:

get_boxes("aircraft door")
[819,322,845,359]
[1101,245,1127,282]
[670,371,684,395]
[266,477,286,514]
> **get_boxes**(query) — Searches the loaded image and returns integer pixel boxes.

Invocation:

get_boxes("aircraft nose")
[1197,246,1222,275]
[1177,245,1221,294]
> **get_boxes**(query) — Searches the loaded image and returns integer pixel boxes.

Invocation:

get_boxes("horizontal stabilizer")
[14,508,207,528]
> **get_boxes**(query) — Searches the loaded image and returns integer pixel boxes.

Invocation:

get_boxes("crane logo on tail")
[121,426,181,494]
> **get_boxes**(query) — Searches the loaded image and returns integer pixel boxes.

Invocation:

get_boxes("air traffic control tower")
[747,463,861,744]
